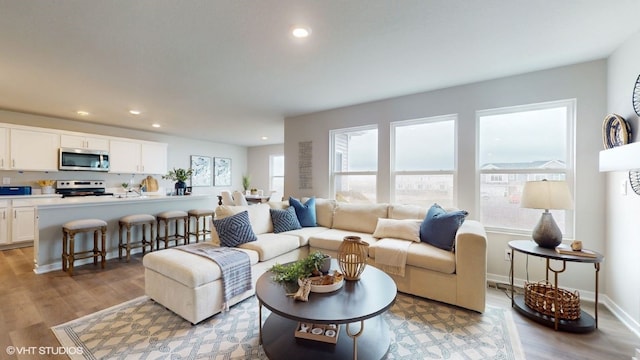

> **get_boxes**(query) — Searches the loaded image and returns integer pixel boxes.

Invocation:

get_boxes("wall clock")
[634,74,640,116]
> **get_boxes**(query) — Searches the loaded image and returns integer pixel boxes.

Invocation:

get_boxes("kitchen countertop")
[32,193,215,208]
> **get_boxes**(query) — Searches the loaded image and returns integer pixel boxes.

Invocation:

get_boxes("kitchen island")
[31,194,217,274]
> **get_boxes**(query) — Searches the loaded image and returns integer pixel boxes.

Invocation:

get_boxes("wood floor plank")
[0,246,637,360]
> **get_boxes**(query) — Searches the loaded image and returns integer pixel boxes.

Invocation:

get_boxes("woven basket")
[524,280,581,320]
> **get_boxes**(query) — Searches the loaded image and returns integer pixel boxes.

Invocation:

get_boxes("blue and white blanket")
[177,243,252,310]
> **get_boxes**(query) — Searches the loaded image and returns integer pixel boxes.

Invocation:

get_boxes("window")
[269,155,284,198]
[330,126,378,203]
[391,115,456,207]
[478,99,575,235]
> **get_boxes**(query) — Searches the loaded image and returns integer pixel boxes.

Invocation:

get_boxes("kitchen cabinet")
[0,199,37,246]
[10,128,60,171]
[0,127,7,170]
[60,134,109,151]
[110,139,167,175]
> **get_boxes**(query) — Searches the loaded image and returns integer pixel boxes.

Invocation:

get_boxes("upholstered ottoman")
[143,245,260,324]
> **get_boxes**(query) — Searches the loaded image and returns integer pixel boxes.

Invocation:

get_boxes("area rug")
[52,293,525,359]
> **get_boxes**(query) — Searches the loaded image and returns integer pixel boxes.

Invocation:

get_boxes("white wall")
[247,144,284,194]
[605,31,640,336]
[0,109,247,198]
[285,60,607,294]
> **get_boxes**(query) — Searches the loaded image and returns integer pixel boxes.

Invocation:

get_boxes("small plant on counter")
[162,168,193,182]
[242,175,251,191]
[270,251,330,283]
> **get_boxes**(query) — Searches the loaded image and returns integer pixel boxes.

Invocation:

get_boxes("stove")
[56,180,113,198]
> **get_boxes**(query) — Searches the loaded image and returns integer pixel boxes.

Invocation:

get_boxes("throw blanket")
[375,238,412,277]
[177,243,252,311]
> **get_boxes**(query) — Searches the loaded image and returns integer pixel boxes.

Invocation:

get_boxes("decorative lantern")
[338,236,369,280]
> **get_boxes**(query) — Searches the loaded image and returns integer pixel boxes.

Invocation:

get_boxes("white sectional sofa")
[143,199,487,324]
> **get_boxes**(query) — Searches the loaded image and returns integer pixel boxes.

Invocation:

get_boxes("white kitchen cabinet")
[60,134,109,151]
[0,200,36,246]
[0,201,8,245]
[110,139,167,174]
[10,128,60,171]
[0,127,7,170]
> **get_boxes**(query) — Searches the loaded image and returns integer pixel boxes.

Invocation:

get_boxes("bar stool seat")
[62,219,107,276]
[156,210,188,249]
[119,214,156,261]
[188,209,214,243]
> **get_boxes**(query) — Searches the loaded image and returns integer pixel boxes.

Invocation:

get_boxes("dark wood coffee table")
[256,259,397,360]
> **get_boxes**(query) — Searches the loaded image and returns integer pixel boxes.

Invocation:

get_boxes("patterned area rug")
[52,293,525,359]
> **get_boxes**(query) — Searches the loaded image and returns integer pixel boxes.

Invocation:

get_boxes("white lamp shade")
[520,180,573,210]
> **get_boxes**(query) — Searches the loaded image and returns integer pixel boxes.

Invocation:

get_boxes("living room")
[1,1,640,359]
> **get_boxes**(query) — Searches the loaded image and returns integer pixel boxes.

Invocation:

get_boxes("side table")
[508,240,604,333]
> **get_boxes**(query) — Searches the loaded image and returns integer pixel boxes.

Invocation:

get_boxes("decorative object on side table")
[162,167,193,195]
[520,179,573,249]
[338,236,369,280]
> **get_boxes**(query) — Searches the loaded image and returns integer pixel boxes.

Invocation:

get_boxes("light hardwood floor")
[1,246,638,360]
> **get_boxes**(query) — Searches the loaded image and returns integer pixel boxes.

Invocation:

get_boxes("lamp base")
[532,211,563,249]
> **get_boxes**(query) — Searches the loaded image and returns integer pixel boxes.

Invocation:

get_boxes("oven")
[55,180,113,198]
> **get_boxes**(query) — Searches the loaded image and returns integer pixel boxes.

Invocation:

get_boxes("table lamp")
[520,179,573,248]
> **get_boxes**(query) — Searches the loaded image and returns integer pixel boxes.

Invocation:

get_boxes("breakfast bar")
[31,194,217,274]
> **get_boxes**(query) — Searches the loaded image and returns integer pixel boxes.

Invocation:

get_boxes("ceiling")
[1,1,639,147]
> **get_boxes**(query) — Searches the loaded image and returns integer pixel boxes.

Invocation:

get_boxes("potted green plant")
[270,251,331,283]
[242,175,251,192]
[162,167,193,195]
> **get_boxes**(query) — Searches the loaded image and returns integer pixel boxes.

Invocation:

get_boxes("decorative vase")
[175,181,187,196]
[338,236,369,280]
[319,255,331,274]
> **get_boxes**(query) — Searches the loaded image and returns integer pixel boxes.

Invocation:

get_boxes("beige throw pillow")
[372,218,421,242]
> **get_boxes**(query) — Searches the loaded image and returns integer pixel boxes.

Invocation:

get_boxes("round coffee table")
[256,259,397,360]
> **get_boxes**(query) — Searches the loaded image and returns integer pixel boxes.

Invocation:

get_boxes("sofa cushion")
[142,245,259,288]
[372,218,421,242]
[289,197,317,227]
[369,241,456,274]
[281,226,330,247]
[215,203,273,235]
[213,211,257,247]
[419,204,468,251]
[389,204,427,220]
[270,207,302,233]
[308,228,377,253]
[332,203,389,233]
[238,233,301,261]
[303,197,336,228]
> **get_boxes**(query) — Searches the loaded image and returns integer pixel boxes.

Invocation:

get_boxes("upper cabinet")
[60,134,109,151]
[0,127,7,170]
[10,128,60,171]
[110,139,167,175]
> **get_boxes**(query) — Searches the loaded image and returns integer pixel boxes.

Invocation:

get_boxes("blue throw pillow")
[213,211,257,247]
[289,197,317,227]
[270,207,302,233]
[419,203,468,251]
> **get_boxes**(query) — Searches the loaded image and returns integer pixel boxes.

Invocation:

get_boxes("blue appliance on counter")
[0,186,32,195]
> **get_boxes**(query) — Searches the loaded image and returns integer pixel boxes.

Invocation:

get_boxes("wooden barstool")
[187,209,213,243]
[61,219,107,276]
[156,210,188,249]
[118,214,156,261]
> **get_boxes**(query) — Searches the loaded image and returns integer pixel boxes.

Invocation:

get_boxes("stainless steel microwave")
[59,148,110,172]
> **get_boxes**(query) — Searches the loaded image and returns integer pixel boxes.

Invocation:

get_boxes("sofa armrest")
[454,220,487,312]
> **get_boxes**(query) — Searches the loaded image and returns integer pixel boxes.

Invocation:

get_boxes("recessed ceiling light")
[152,123,161,128]
[129,110,142,115]
[261,136,268,140]
[291,26,311,38]
[76,110,90,116]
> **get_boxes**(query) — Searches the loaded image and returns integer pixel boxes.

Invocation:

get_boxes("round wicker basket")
[524,280,581,320]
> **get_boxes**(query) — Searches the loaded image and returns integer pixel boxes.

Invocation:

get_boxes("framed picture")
[214,157,232,186]
[190,155,212,187]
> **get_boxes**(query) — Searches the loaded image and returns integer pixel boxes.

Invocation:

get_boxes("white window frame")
[390,114,458,205]
[476,99,576,236]
[329,124,378,201]
[269,154,284,195]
